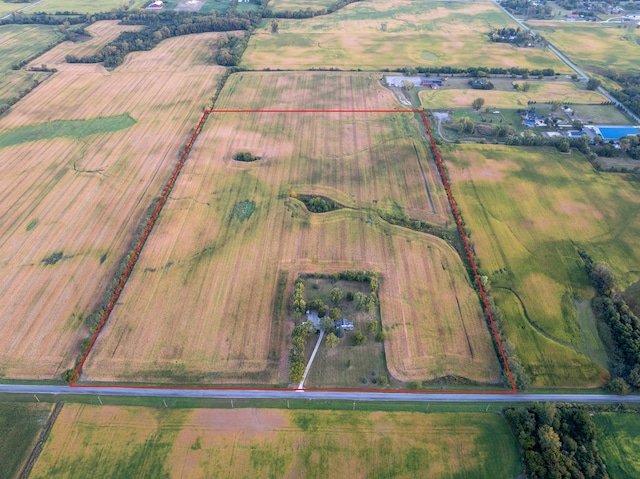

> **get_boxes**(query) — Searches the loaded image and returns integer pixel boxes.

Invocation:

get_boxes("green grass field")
[0,114,136,148]
[0,402,53,479]
[31,405,521,478]
[0,25,62,108]
[242,0,567,71]
[21,0,147,13]
[534,22,640,74]
[445,144,640,387]
[594,413,640,478]
[269,0,336,12]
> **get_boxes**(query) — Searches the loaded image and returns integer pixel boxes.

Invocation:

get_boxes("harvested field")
[444,143,640,387]
[0,25,62,108]
[242,0,566,71]
[83,73,500,385]
[31,405,522,478]
[0,33,225,379]
[534,22,640,74]
[28,21,144,70]
[420,80,607,109]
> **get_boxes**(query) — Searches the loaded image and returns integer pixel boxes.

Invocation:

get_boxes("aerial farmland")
[1,0,640,476]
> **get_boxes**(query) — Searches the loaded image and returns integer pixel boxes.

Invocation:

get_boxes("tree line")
[397,65,556,78]
[265,0,364,19]
[63,11,256,67]
[505,403,609,478]
[580,250,640,393]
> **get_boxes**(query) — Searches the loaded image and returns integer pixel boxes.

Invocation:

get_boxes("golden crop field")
[0,32,225,379]
[242,0,567,72]
[29,21,144,70]
[82,72,500,385]
[444,144,640,387]
[31,405,522,478]
[420,80,607,109]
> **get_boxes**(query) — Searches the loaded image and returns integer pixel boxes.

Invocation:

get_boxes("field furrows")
[0,33,225,379]
[83,109,500,384]
[28,21,144,70]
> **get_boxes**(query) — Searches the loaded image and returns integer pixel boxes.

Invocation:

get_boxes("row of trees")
[580,251,640,392]
[65,12,255,67]
[215,32,250,67]
[397,65,556,78]
[505,403,609,478]
[266,0,363,19]
[289,321,315,383]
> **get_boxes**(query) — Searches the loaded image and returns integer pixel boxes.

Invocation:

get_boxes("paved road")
[1,384,640,403]
[493,1,640,124]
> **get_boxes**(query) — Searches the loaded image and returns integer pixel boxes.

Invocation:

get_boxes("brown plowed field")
[0,33,225,379]
[83,77,500,384]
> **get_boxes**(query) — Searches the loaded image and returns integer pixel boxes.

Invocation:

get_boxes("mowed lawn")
[444,144,640,387]
[0,25,62,107]
[83,72,501,385]
[420,80,607,110]
[31,405,521,479]
[534,22,640,74]
[242,0,567,71]
[594,413,640,478]
[0,402,53,479]
[0,32,225,379]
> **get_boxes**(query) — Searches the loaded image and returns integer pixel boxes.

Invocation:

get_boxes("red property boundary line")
[70,108,517,395]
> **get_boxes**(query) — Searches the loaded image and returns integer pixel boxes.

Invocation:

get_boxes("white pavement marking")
[298,330,324,389]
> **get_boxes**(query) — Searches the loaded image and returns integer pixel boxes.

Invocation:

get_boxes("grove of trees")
[505,403,608,479]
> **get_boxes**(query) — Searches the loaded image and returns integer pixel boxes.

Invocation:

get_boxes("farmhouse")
[384,76,443,89]
[334,318,354,331]
[146,0,163,8]
[521,110,546,128]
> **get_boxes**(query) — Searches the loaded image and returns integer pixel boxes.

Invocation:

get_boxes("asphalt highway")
[1,384,639,403]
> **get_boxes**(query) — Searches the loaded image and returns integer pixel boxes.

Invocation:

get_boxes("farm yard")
[419,79,608,110]
[30,404,522,478]
[242,0,567,71]
[81,72,501,385]
[444,143,640,387]
[0,32,225,379]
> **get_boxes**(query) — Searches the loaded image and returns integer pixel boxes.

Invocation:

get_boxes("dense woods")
[505,404,608,479]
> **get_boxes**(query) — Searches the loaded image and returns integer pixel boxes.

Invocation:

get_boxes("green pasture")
[0,114,136,149]
[535,23,640,74]
[21,0,147,13]
[242,0,566,71]
[0,402,53,479]
[595,413,640,478]
[269,0,336,13]
[31,405,521,479]
[445,144,640,387]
